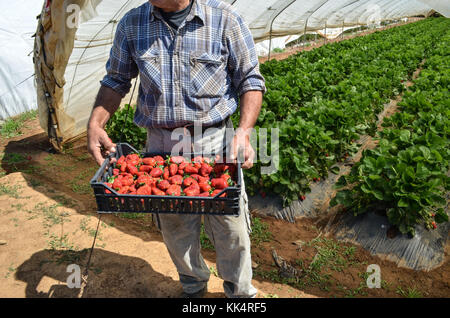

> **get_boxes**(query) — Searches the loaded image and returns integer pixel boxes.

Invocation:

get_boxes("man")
[87,0,265,298]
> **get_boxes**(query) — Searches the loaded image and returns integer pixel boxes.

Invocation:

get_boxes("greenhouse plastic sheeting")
[255,35,300,56]
[33,0,449,148]
[0,0,43,120]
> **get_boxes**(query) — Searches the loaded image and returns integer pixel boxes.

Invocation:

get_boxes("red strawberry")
[212,189,226,197]
[170,156,186,164]
[121,176,134,186]
[169,175,183,185]
[183,177,197,188]
[118,186,130,194]
[137,185,152,195]
[150,167,163,178]
[169,163,178,176]
[104,182,113,194]
[199,182,212,193]
[197,175,210,183]
[163,167,170,180]
[142,157,156,167]
[127,165,138,175]
[112,179,122,190]
[211,178,228,189]
[154,156,165,165]
[139,165,152,173]
[199,163,213,177]
[166,184,181,196]
[157,179,170,191]
[184,185,200,197]
[152,187,166,196]
[184,163,199,174]
[127,159,139,167]
[192,156,204,164]
[137,175,152,186]
[117,155,126,166]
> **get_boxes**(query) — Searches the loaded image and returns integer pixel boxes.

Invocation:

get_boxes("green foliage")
[200,223,215,251]
[245,17,450,209]
[105,104,147,151]
[250,217,272,247]
[396,286,423,298]
[331,31,450,235]
[0,109,38,138]
[272,47,285,53]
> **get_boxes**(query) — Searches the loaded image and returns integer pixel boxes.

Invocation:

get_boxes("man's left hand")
[230,128,255,169]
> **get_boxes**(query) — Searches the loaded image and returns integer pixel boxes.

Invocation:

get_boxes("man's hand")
[229,90,263,169]
[230,128,255,169]
[87,86,122,166]
[87,125,116,166]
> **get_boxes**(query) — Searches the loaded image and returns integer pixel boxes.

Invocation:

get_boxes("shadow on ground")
[14,248,224,298]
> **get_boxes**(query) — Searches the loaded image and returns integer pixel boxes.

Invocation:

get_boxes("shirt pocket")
[189,51,226,98]
[136,48,162,94]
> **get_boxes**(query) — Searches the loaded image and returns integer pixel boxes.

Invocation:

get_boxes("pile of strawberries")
[104,153,236,197]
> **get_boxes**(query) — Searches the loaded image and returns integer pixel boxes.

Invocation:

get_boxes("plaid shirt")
[101,0,266,129]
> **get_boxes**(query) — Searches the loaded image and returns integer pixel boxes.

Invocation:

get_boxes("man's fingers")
[89,145,105,166]
[229,138,238,162]
[100,134,116,154]
[241,147,255,169]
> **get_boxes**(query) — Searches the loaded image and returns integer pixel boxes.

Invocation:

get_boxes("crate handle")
[90,152,115,183]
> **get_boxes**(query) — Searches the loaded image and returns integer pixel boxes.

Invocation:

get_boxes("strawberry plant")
[105,104,147,150]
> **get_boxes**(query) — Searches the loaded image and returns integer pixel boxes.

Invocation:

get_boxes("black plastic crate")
[90,143,241,216]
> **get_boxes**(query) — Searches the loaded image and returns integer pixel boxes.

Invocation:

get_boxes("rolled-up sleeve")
[226,13,266,96]
[100,18,138,98]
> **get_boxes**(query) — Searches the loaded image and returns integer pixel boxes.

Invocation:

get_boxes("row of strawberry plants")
[241,17,450,205]
[257,18,439,122]
[330,31,449,236]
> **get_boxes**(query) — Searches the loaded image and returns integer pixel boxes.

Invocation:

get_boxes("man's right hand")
[87,86,123,166]
[87,125,117,166]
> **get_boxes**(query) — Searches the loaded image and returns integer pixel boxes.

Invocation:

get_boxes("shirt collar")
[148,0,205,25]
